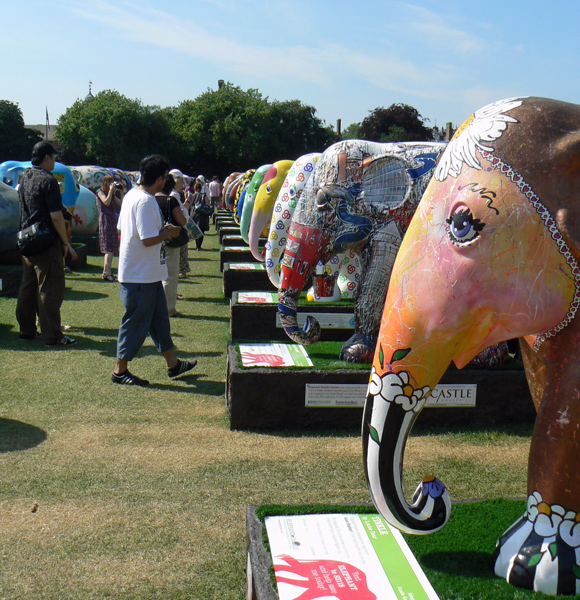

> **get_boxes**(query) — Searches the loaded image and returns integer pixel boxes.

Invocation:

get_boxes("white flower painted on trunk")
[368,367,430,412]
[435,97,525,181]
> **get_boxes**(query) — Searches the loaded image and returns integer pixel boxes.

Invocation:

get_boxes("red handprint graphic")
[274,555,377,600]
[240,352,286,367]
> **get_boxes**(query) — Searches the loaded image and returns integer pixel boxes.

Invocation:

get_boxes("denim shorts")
[117,281,174,361]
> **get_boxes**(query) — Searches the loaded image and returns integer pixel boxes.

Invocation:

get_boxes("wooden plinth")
[230,292,354,341]
[225,344,535,430]
[223,264,272,298]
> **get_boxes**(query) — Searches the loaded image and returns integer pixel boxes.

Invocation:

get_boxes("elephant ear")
[548,130,580,253]
[360,156,412,211]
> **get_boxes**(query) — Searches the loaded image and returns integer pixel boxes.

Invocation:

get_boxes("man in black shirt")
[16,141,76,347]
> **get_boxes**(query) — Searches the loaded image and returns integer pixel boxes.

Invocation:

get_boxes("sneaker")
[45,335,77,348]
[111,370,149,386]
[167,359,197,379]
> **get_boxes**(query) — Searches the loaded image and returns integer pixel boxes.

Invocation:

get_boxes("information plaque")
[305,383,477,408]
[266,513,439,600]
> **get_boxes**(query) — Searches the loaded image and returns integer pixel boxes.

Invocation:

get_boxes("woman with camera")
[96,175,124,281]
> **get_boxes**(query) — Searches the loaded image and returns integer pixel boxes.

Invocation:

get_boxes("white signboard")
[240,343,314,368]
[305,383,477,408]
[266,513,439,600]
[237,291,278,304]
[227,263,266,271]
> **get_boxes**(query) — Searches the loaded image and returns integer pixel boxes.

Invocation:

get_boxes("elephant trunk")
[277,223,331,345]
[278,290,321,345]
[362,380,451,535]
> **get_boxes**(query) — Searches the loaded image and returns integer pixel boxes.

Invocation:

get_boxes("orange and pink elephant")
[363,97,580,595]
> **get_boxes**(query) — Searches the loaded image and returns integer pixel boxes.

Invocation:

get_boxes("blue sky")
[5,0,580,135]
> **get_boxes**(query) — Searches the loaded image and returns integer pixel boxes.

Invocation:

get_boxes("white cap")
[196,174,205,183]
[169,168,185,180]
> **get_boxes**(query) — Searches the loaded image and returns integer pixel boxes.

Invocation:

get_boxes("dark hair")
[31,141,56,166]
[139,154,170,187]
[162,173,176,195]
[194,181,202,192]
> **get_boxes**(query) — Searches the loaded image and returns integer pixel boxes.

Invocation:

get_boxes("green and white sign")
[227,263,266,271]
[265,513,439,600]
[237,291,277,304]
[240,343,313,368]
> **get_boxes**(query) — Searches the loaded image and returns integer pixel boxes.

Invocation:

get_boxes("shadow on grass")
[64,289,108,301]
[181,314,229,323]
[0,418,47,453]
[421,551,496,579]
[188,296,230,305]
[149,377,225,396]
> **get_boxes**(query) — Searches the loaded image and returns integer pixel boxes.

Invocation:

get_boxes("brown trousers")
[16,243,65,344]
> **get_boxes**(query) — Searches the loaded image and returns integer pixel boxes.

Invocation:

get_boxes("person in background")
[190,181,211,251]
[208,175,221,212]
[16,141,77,347]
[112,154,197,386]
[169,169,191,279]
[96,175,123,281]
[196,175,210,205]
[155,174,186,318]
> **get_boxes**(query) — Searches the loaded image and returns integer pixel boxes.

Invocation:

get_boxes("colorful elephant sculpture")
[263,152,361,300]
[240,165,271,243]
[222,172,242,211]
[277,139,446,362]
[0,181,19,255]
[233,169,255,224]
[362,97,580,595]
[247,160,294,260]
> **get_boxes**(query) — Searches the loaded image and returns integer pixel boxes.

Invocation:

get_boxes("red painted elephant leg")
[495,321,580,595]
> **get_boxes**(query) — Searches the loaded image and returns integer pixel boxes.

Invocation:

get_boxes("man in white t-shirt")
[112,154,197,386]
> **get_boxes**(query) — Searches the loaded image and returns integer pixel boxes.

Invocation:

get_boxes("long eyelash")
[446,209,485,232]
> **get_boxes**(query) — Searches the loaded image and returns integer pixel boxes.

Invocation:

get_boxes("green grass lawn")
[0,229,534,599]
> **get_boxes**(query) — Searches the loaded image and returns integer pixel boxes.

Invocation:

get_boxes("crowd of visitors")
[15,142,224,385]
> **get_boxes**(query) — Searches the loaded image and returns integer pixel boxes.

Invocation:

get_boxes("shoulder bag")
[17,222,56,257]
[164,196,189,248]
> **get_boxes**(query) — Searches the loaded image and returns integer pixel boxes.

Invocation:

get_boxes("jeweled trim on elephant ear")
[483,150,580,351]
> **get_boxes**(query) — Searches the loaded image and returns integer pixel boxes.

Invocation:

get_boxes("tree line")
[1,83,436,178]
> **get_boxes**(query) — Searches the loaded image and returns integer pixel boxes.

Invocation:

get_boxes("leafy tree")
[171,83,337,177]
[341,122,362,140]
[56,90,174,169]
[267,99,337,160]
[0,100,43,162]
[359,103,434,142]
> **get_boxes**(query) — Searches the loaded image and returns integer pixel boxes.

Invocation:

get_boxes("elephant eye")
[446,208,485,246]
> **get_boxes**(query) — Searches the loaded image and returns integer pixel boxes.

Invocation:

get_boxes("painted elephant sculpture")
[362,97,580,595]
[277,139,446,362]
[263,152,361,300]
[0,180,19,255]
[222,172,242,211]
[233,169,255,224]
[247,159,293,260]
[264,153,321,288]
[240,164,271,243]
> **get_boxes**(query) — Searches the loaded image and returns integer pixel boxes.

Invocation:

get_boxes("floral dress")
[96,190,119,254]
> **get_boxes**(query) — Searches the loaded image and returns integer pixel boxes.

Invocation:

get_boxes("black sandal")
[102,274,116,282]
